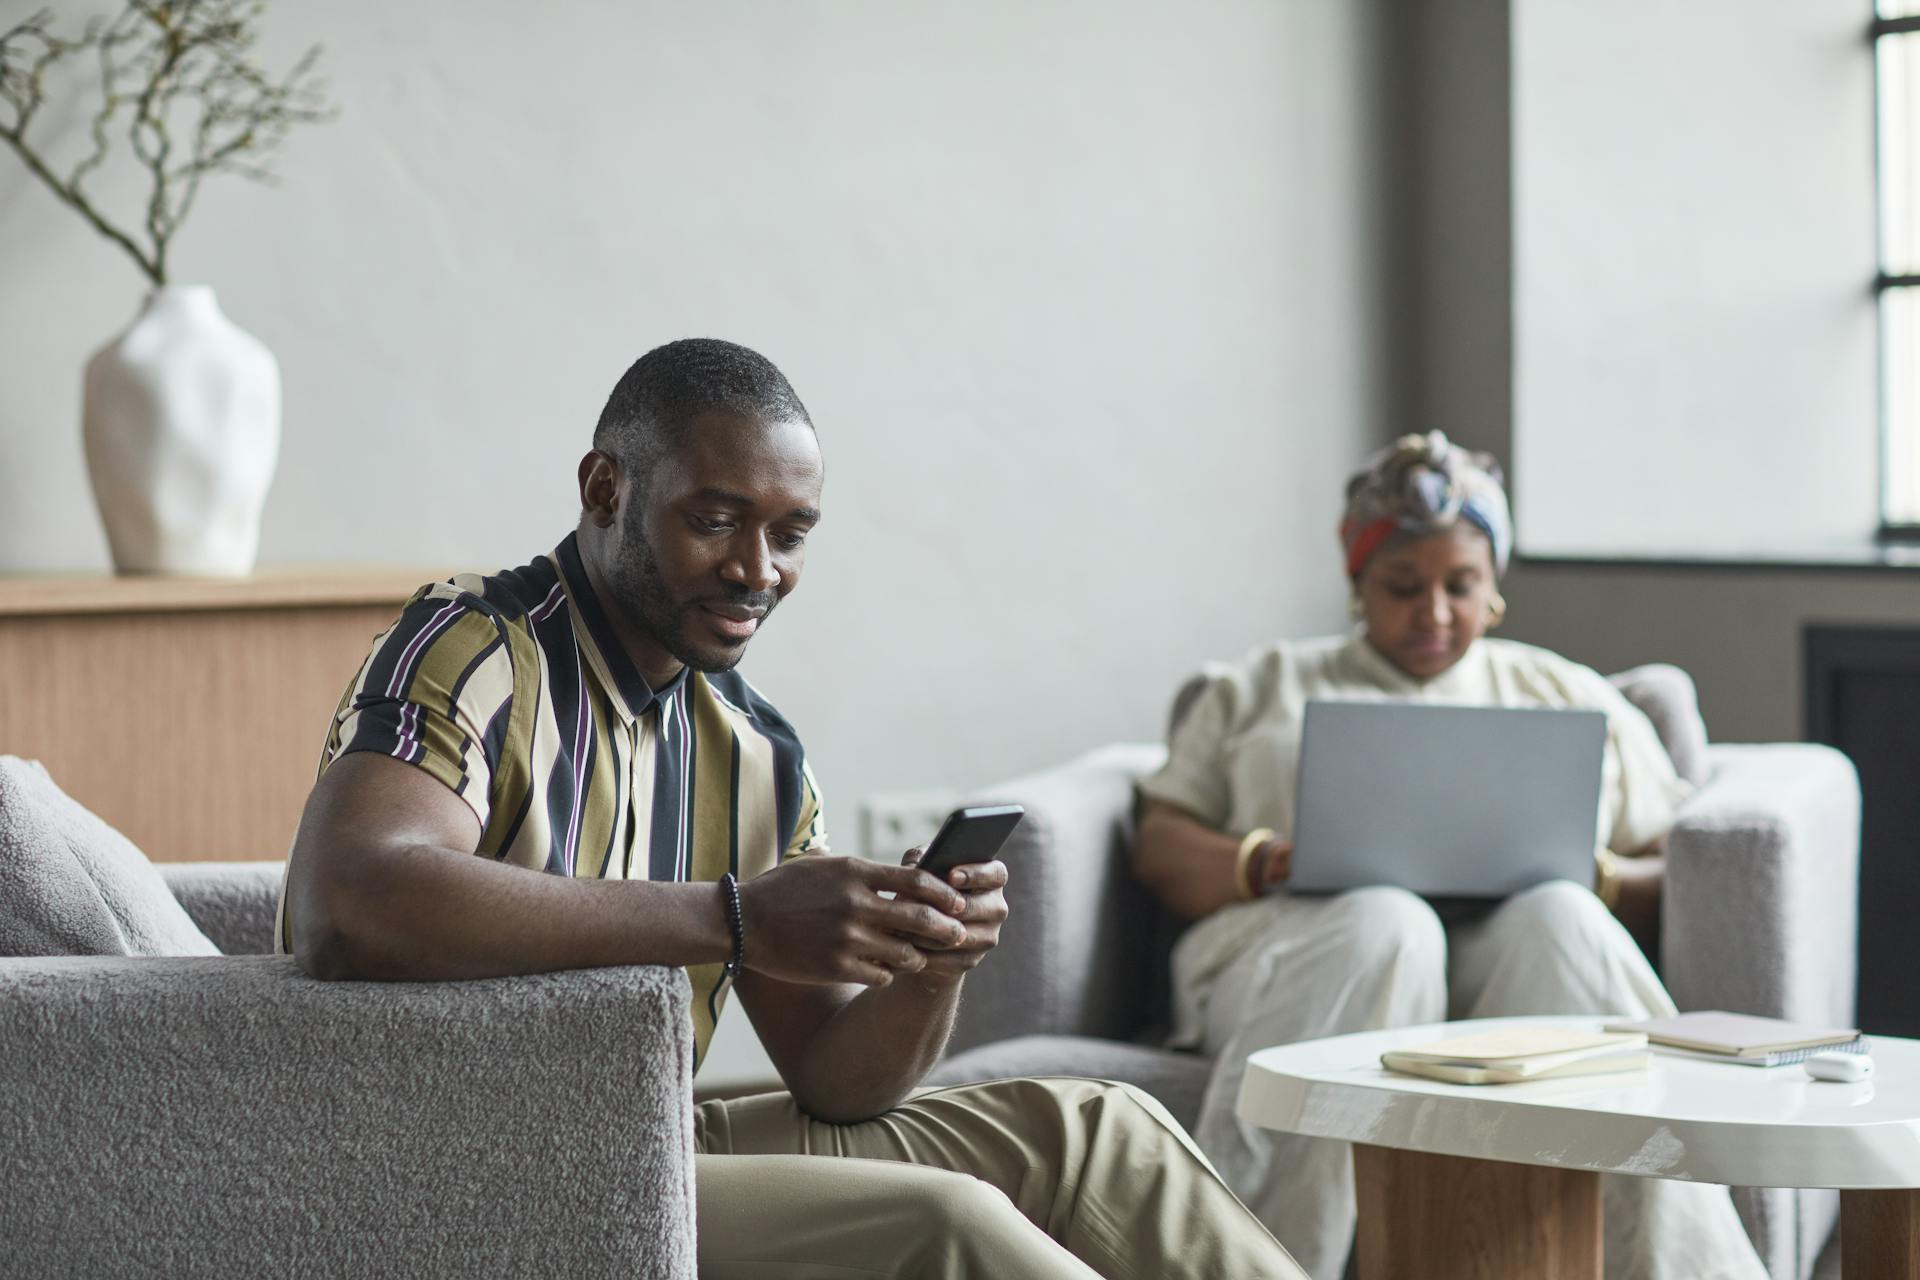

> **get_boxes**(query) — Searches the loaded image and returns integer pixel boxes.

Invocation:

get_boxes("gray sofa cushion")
[158,861,285,956]
[0,757,218,958]
[927,1033,1213,1132]
[1609,662,1710,786]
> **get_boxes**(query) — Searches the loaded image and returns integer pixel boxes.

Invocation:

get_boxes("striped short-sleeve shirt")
[275,532,827,1069]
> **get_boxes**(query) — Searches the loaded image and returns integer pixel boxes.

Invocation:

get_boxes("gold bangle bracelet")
[1235,827,1276,901]
[1594,848,1623,911]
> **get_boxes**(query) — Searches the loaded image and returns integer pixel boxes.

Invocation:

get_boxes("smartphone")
[915,804,1025,877]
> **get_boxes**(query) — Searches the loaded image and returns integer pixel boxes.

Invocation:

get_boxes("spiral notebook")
[1603,1011,1865,1068]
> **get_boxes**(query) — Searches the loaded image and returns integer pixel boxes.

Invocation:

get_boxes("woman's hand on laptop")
[1250,837,1292,890]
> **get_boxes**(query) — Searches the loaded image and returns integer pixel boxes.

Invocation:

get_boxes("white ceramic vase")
[82,285,281,576]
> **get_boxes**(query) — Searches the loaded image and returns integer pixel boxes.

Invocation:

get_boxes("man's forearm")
[293,840,732,981]
[784,975,963,1123]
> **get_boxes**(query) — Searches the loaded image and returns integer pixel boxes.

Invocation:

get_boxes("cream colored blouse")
[1137,632,1692,857]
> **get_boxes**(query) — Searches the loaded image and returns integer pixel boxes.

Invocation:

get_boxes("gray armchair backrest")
[946,744,1172,1055]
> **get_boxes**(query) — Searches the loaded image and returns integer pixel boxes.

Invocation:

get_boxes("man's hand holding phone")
[900,846,1009,987]
[897,804,1024,987]
[737,855,969,987]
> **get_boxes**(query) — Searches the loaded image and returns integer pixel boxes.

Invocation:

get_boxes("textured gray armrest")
[948,744,1167,1054]
[159,860,286,955]
[0,955,695,1280]
[1662,743,1860,1025]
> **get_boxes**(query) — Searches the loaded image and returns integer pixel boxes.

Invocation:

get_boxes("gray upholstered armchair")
[926,666,1861,1280]
[0,862,698,1280]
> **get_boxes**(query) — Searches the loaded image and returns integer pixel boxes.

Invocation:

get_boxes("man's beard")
[609,518,779,676]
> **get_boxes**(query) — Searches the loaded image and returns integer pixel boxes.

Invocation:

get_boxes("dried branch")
[0,0,334,287]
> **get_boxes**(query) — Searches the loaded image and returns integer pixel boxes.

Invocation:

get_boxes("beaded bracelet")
[719,871,746,980]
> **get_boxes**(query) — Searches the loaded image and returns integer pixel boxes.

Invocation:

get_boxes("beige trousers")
[1178,880,1769,1280]
[694,1075,1307,1279]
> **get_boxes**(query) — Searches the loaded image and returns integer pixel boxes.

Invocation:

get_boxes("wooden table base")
[1844,1188,1920,1279]
[1353,1144,1602,1279]
[1351,1150,1920,1278]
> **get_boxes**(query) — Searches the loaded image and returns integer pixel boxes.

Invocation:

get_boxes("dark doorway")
[1806,625,1920,1038]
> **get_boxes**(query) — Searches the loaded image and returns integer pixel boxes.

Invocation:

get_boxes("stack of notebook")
[1381,1027,1650,1085]
[1603,1011,1866,1067]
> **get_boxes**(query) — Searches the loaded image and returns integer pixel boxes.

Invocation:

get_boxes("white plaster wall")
[1512,0,1880,556]
[1,2,1391,1082]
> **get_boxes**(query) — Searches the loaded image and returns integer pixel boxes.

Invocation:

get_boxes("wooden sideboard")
[0,569,440,861]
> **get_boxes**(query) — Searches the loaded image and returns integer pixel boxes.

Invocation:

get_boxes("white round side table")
[1240,1015,1920,1278]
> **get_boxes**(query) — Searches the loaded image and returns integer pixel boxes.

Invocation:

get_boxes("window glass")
[1883,287,1920,524]
[1881,34,1920,277]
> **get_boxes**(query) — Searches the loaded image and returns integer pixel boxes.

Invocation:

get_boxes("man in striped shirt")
[280,339,1303,1279]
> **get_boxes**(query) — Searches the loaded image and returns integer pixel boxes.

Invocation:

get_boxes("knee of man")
[1094,1079,1182,1136]
[1009,1078,1189,1158]
[1023,1077,1176,1131]
[1333,885,1446,970]
[914,1169,1027,1237]
[1074,1080,1222,1174]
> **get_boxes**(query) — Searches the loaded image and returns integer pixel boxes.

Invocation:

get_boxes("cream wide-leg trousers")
[1179,880,1769,1280]
[694,1076,1307,1279]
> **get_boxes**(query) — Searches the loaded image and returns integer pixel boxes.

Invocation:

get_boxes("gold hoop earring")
[1488,594,1507,628]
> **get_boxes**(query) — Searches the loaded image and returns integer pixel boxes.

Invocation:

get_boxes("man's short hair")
[593,339,812,485]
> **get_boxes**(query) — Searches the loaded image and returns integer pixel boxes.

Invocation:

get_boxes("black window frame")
[1875,11,1920,538]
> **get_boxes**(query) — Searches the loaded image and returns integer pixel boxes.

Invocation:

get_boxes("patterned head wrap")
[1339,431,1512,579]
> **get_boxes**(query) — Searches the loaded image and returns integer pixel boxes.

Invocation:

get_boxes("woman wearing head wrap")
[1131,433,1765,1280]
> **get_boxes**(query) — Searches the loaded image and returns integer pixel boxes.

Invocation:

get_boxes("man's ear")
[578,450,623,528]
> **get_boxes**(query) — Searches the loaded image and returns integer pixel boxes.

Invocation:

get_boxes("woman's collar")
[1344,628,1487,694]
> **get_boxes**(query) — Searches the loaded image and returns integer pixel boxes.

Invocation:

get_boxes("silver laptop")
[1287,699,1607,898]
